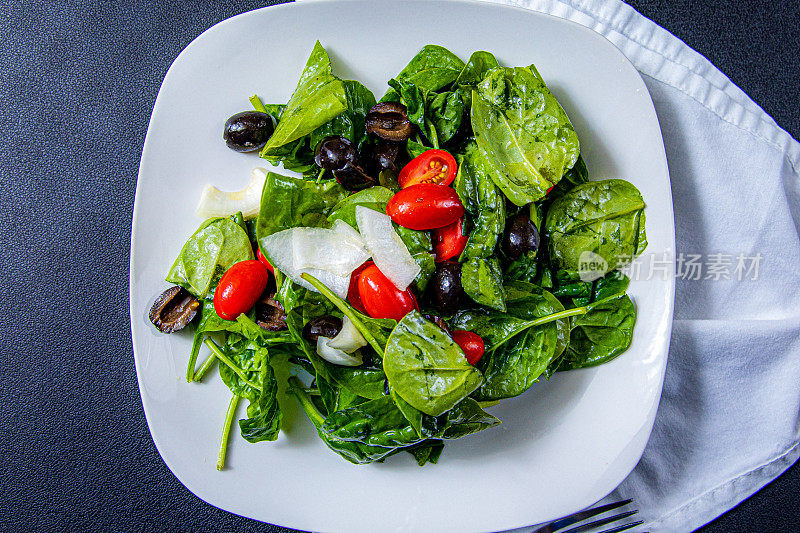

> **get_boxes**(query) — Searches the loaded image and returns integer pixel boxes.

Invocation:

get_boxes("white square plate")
[130,1,675,531]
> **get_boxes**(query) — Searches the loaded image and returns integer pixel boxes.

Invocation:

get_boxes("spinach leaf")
[310,79,377,151]
[560,294,636,370]
[321,395,424,448]
[255,172,346,240]
[428,88,465,144]
[406,139,429,159]
[239,360,282,442]
[439,398,501,439]
[166,218,254,298]
[544,179,647,279]
[406,440,445,466]
[384,311,483,416]
[394,44,465,92]
[544,153,589,202]
[471,66,580,205]
[326,186,394,228]
[328,365,387,400]
[289,377,397,464]
[461,257,506,311]
[455,51,501,88]
[262,41,347,154]
[455,143,505,260]
[394,224,436,291]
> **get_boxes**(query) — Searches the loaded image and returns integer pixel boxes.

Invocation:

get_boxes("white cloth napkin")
[299,0,800,529]
[483,1,800,531]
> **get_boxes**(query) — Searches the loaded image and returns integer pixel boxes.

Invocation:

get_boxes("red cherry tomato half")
[451,330,485,365]
[213,260,270,320]
[433,218,469,262]
[256,248,275,274]
[398,149,457,188]
[386,183,465,230]
[546,185,554,195]
[347,260,374,314]
[357,265,418,321]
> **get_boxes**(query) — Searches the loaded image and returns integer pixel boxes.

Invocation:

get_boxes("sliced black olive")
[365,102,413,141]
[423,313,452,336]
[223,111,274,152]
[427,261,465,316]
[255,298,287,331]
[333,162,378,191]
[503,213,540,260]
[302,315,343,343]
[149,286,200,333]
[314,135,357,171]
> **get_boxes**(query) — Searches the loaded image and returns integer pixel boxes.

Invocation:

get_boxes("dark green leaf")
[384,311,483,416]
[326,186,394,228]
[394,45,465,92]
[239,360,282,442]
[560,294,636,370]
[544,179,647,278]
[461,257,506,311]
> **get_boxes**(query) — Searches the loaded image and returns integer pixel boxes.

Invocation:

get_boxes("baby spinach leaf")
[326,186,394,228]
[406,139,429,159]
[455,51,501,88]
[239,360,282,443]
[310,79,377,150]
[560,294,636,370]
[428,89,465,144]
[321,395,424,448]
[328,365,387,400]
[255,172,346,240]
[394,224,436,291]
[439,398,501,439]
[455,143,506,260]
[406,440,445,466]
[262,41,347,153]
[461,257,506,311]
[471,66,580,205]
[166,218,254,298]
[394,44,465,92]
[544,179,647,279]
[384,311,483,416]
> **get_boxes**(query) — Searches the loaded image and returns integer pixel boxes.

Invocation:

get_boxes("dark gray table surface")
[2,1,797,531]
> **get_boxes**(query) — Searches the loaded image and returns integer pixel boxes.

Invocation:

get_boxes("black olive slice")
[149,286,200,334]
[365,102,413,142]
[302,316,343,343]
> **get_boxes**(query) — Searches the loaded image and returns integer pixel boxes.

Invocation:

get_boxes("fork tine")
[532,500,633,533]
[560,510,639,533]
[597,519,645,533]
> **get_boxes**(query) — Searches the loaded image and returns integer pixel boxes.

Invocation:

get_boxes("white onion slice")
[327,316,367,353]
[195,167,267,220]
[292,227,369,276]
[330,219,366,248]
[259,229,355,298]
[355,206,420,290]
[316,336,363,366]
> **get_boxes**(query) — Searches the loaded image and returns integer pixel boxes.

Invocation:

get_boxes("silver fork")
[532,499,645,533]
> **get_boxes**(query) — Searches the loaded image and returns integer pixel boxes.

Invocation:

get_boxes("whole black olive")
[302,315,343,343]
[333,162,378,191]
[314,135,357,171]
[427,261,465,316]
[149,286,200,333]
[503,213,540,260]
[223,111,274,152]
[365,102,414,141]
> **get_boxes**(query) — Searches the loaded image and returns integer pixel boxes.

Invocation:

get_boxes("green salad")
[148,42,647,468]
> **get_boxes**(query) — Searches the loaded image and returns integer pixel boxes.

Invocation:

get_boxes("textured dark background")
[1,0,797,531]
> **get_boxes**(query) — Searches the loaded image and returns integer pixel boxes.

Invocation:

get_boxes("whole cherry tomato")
[347,260,374,313]
[357,264,418,321]
[398,149,457,188]
[451,330,485,365]
[214,260,270,320]
[386,184,465,230]
[256,248,275,274]
[433,217,469,262]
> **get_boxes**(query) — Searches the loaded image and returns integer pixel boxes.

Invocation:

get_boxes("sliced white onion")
[330,219,366,248]
[316,336,363,366]
[327,315,367,353]
[292,227,369,277]
[195,167,267,220]
[355,206,420,290]
[259,229,356,298]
